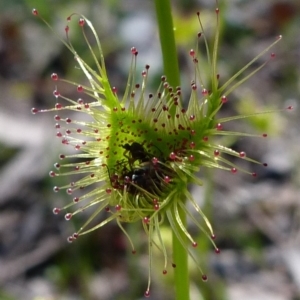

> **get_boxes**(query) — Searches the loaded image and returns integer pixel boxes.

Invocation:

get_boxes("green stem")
[154,1,189,299]
[154,0,181,117]
[171,204,190,300]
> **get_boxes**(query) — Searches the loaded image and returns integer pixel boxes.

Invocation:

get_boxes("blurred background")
[0,0,299,299]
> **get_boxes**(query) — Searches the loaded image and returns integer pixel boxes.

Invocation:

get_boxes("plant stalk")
[154,1,190,299]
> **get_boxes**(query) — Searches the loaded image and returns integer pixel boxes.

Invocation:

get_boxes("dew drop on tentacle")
[144,290,150,298]
[189,49,195,57]
[53,90,60,98]
[32,8,38,16]
[31,108,39,114]
[49,171,56,177]
[55,103,62,109]
[66,188,73,195]
[51,73,58,81]
[131,46,138,55]
[53,186,60,192]
[152,157,158,164]
[215,248,220,254]
[190,142,195,149]
[169,152,176,160]
[112,86,118,94]
[78,18,85,27]
[216,123,222,130]
[221,95,227,103]
[239,151,246,158]
[201,88,208,95]
[53,207,61,215]
[65,213,72,220]
[231,168,237,174]
[164,176,171,184]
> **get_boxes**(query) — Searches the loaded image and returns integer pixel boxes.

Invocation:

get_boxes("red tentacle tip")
[131,47,138,56]
[51,73,59,81]
[144,290,150,298]
[53,207,61,215]
[221,95,228,103]
[112,87,118,94]
[32,9,38,16]
[231,168,237,174]
[65,213,72,220]
[216,123,223,130]
[79,18,85,27]
[115,204,121,211]
[31,107,39,114]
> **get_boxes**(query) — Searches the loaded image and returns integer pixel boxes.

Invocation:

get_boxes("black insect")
[109,142,173,195]
[122,142,150,167]
[123,162,160,194]
[118,143,157,192]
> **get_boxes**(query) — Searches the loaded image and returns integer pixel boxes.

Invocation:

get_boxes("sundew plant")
[31,1,289,299]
